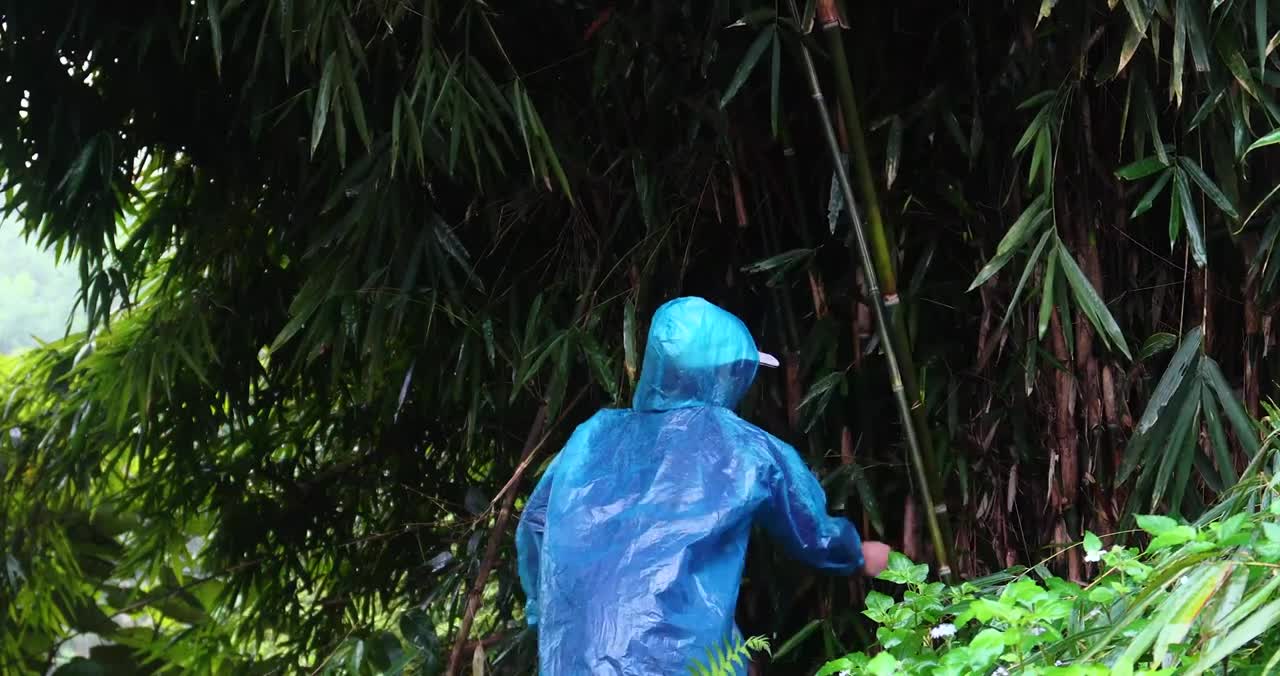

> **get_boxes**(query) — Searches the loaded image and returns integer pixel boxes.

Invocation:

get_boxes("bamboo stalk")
[789,0,954,580]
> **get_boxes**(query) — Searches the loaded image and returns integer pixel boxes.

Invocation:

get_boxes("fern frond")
[684,634,771,675]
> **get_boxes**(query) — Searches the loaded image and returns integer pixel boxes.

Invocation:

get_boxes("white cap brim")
[758,351,780,368]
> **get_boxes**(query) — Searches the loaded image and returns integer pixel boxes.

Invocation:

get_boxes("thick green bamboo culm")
[790,2,955,581]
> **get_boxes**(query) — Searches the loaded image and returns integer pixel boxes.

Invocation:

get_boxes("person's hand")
[861,541,891,577]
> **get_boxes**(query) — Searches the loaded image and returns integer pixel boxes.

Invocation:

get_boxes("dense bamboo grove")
[2,0,1280,673]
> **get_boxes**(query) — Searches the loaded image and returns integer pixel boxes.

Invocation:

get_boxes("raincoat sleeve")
[516,459,556,628]
[756,436,865,575]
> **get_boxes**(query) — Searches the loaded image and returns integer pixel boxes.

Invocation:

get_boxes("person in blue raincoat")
[516,297,890,675]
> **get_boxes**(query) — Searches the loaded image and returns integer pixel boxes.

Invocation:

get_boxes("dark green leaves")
[969,193,1051,290]
[1058,243,1132,360]
[1137,326,1202,435]
[720,24,776,109]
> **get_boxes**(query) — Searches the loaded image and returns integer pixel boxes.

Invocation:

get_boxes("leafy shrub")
[818,437,1280,675]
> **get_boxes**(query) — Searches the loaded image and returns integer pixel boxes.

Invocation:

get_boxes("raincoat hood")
[632,297,759,411]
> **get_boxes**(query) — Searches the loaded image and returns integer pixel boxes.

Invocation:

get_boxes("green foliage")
[819,418,1280,674]
[686,635,771,676]
[0,0,1278,673]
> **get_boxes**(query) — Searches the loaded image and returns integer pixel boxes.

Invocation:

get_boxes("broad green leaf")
[1058,245,1131,359]
[1136,325,1202,434]
[1179,156,1240,219]
[719,25,775,109]
[1083,531,1103,554]
[1176,170,1208,267]
[1132,168,1173,218]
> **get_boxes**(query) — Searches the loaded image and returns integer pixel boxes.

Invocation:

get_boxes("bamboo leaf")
[741,249,814,274]
[1123,0,1152,35]
[770,31,781,138]
[1176,170,1208,267]
[1244,128,1280,156]
[1203,386,1238,487]
[1188,87,1226,130]
[1118,19,1146,75]
[1140,77,1168,164]
[1183,0,1211,72]
[1002,229,1054,330]
[886,116,903,189]
[720,25,775,109]
[1132,168,1173,218]
[969,206,1052,291]
[1028,126,1050,188]
[1017,90,1057,111]
[207,0,224,78]
[1186,598,1280,675]
[1116,156,1169,180]
[1013,106,1050,156]
[1140,332,1178,360]
[1059,245,1132,359]
[1136,326,1202,434]
[1201,357,1260,456]
[1151,384,1200,508]
[1257,0,1268,79]
[311,52,338,155]
[1172,0,1186,106]
[1179,156,1240,219]
[1169,170,1184,249]
[1038,247,1057,339]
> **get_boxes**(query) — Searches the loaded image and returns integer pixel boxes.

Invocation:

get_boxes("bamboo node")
[883,293,900,306]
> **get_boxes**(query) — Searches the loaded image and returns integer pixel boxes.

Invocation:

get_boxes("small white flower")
[992,667,1010,676]
[1083,549,1103,563]
[929,623,957,639]
[1029,626,1046,636]
[1055,660,1067,667]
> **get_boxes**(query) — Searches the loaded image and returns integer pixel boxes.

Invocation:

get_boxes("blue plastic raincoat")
[516,297,865,675]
